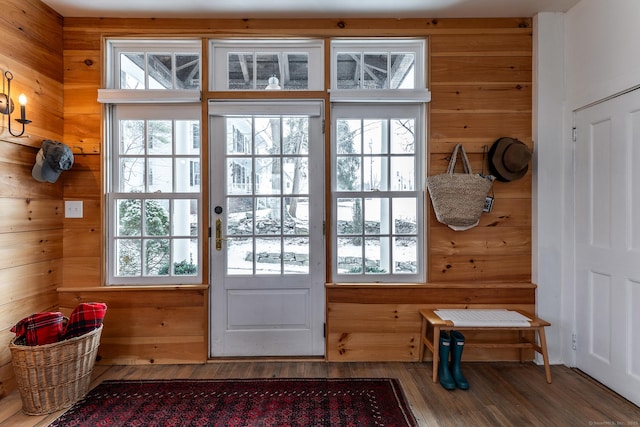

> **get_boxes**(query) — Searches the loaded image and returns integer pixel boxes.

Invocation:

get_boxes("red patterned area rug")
[49,378,417,426]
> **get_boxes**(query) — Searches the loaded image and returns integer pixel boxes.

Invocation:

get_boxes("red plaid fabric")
[11,312,65,346]
[63,302,107,339]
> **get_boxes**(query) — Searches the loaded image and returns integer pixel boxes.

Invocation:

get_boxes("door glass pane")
[255,237,281,275]
[227,197,253,235]
[284,237,308,274]
[284,197,309,235]
[222,114,312,277]
[227,118,252,154]
[256,197,281,235]
[255,117,281,154]
[283,157,308,194]
[227,236,252,275]
[227,158,253,195]
[255,158,280,194]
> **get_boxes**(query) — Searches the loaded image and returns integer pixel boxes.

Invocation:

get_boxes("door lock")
[215,218,227,251]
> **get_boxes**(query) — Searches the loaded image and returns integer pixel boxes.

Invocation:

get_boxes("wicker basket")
[8,325,103,415]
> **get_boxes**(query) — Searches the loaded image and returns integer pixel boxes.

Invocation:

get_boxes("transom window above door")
[209,39,324,91]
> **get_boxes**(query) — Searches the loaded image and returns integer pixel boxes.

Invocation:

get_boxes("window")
[209,40,324,91]
[101,40,202,285]
[331,39,428,283]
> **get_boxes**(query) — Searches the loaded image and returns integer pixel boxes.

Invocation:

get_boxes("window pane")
[176,54,200,89]
[148,120,172,155]
[336,157,361,191]
[148,53,173,89]
[116,239,141,276]
[363,53,388,89]
[172,199,197,236]
[284,237,308,274]
[176,158,200,192]
[144,199,169,236]
[256,197,281,235]
[337,236,363,274]
[363,156,388,191]
[285,53,309,90]
[365,236,390,273]
[365,198,390,235]
[120,53,145,89]
[337,119,362,154]
[391,157,415,191]
[116,199,141,236]
[284,197,309,235]
[336,53,359,89]
[175,120,200,155]
[120,120,144,155]
[390,54,415,89]
[393,198,417,234]
[364,119,387,154]
[255,237,281,275]
[391,119,415,154]
[172,239,198,275]
[148,158,173,192]
[257,53,280,90]
[144,239,169,275]
[228,53,254,90]
[337,198,363,234]
[119,158,145,192]
[394,236,417,274]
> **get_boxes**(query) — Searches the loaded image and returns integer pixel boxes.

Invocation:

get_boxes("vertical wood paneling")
[0,0,64,398]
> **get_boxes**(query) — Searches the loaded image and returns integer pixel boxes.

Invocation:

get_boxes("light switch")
[65,200,83,218]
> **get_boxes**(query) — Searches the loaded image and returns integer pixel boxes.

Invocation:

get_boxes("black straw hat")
[488,137,531,182]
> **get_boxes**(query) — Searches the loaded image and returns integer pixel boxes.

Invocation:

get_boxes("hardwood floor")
[1,361,638,426]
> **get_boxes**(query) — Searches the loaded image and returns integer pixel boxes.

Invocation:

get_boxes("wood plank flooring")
[1,361,638,426]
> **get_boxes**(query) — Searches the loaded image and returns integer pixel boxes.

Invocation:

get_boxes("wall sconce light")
[0,71,31,137]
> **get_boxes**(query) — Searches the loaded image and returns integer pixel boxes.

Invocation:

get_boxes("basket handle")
[446,144,473,175]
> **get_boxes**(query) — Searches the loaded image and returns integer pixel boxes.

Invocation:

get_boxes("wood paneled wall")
[0,0,64,398]
[59,18,533,364]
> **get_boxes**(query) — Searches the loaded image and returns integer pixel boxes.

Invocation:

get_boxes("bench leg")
[536,327,552,384]
[432,327,440,383]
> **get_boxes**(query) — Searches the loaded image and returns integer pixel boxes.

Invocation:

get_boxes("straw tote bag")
[427,144,495,231]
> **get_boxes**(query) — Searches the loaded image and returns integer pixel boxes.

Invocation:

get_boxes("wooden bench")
[419,309,552,384]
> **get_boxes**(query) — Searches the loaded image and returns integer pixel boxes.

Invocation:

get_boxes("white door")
[208,101,325,357]
[574,88,640,406]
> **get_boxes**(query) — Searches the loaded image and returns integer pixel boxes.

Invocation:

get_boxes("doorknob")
[215,218,227,251]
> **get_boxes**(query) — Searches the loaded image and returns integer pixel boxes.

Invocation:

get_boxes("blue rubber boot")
[450,330,469,390]
[438,332,456,390]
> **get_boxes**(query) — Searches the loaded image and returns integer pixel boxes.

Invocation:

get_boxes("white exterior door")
[208,101,325,357]
[574,88,640,406]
